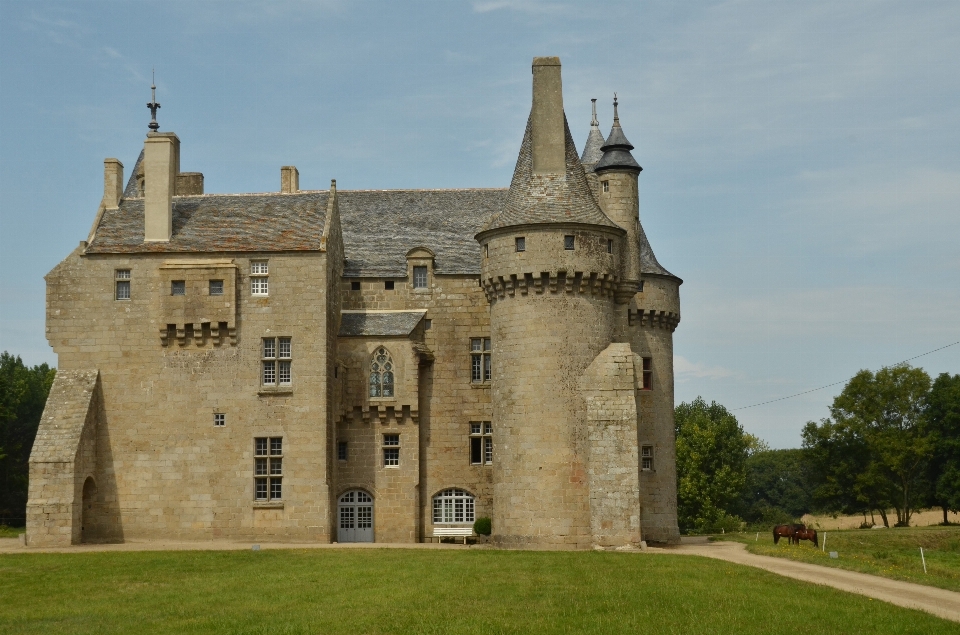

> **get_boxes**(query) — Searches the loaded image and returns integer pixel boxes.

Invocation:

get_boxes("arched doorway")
[81,477,97,542]
[337,490,374,543]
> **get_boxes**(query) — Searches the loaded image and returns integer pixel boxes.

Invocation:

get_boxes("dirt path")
[667,538,960,622]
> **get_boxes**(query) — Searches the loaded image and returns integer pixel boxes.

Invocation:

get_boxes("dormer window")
[413,266,428,289]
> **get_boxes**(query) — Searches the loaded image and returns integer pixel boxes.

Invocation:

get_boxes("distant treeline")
[677,365,960,533]
[0,353,55,526]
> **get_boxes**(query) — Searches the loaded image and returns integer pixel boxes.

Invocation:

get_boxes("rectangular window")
[251,261,268,296]
[383,434,400,467]
[171,280,185,296]
[424,319,432,330]
[602,180,609,192]
[515,237,525,252]
[641,357,652,390]
[209,279,224,296]
[261,337,292,386]
[564,235,575,250]
[470,338,492,383]
[254,437,283,501]
[115,269,131,300]
[384,280,395,290]
[214,413,225,427]
[484,244,488,258]
[337,441,348,461]
[607,239,613,254]
[469,421,493,465]
[413,266,428,289]
[351,281,361,291]
[641,445,654,471]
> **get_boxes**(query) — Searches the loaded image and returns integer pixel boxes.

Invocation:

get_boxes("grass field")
[0,526,24,539]
[718,525,960,592]
[0,548,954,634]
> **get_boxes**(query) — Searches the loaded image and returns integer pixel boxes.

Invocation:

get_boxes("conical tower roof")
[580,99,605,167]
[480,113,622,233]
[595,96,642,173]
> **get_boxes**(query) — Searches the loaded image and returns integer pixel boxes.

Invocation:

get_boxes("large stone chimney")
[102,159,123,209]
[143,132,178,242]
[280,166,299,193]
[531,57,565,175]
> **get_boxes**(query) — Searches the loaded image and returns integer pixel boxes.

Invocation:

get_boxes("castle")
[27,57,681,548]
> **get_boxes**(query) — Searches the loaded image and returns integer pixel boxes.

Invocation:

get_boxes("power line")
[731,340,960,411]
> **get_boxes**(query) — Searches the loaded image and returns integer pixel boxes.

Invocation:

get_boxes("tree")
[675,397,751,533]
[738,448,811,523]
[804,365,931,527]
[0,353,55,525]
[926,373,960,524]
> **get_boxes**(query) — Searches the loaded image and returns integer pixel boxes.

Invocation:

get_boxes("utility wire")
[731,340,960,411]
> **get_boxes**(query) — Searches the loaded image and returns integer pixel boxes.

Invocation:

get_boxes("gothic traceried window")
[369,346,395,398]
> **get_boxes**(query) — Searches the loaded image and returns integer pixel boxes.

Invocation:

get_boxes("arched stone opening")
[81,476,97,542]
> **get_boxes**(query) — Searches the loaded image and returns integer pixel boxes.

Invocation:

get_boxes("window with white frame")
[214,413,225,427]
[251,261,269,296]
[641,445,654,471]
[383,434,399,467]
[470,422,493,465]
[432,488,475,524]
[262,337,292,386]
[470,338,491,383]
[413,266,428,289]
[115,269,131,300]
[369,347,395,398]
[254,437,283,501]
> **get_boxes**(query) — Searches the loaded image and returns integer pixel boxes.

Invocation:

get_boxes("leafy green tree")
[0,353,55,525]
[738,448,811,523]
[803,365,931,527]
[926,373,960,524]
[675,397,751,533]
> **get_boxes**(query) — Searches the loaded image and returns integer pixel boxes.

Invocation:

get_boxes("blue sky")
[1,0,957,448]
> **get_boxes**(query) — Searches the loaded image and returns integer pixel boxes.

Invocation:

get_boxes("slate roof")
[594,119,642,173]
[580,127,605,166]
[86,192,330,253]
[638,223,678,280]
[339,189,505,276]
[339,311,426,337]
[480,114,622,234]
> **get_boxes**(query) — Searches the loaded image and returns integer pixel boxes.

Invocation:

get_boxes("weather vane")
[147,69,160,132]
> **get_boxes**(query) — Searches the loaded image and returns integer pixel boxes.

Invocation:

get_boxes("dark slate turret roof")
[338,311,426,337]
[638,223,678,280]
[480,114,622,234]
[594,105,642,173]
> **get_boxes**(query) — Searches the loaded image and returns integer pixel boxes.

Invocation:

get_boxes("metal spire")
[613,92,619,124]
[147,70,161,132]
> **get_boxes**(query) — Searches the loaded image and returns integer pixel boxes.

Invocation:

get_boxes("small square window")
[251,261,269,275]
[210,280,224,296]
[337,441,348,461]
[214,413,225,427]
[171,280,185,296]
[564,235,575,250]
[351,281,361,291]
[515,237,525,252]
[424,319,432,331]
[278,338,291,358]
[602,180,609,193]
[413,266,428,289]
[384,280,395,290]
[255,438,268,456]
[271,438,283,455]
[641,445,654,471]
[383,434,399,447]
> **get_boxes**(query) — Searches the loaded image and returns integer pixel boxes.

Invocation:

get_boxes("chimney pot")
[281,166,300,193]
[102,159,124,209]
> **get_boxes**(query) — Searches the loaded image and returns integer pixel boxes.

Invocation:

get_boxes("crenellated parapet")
[627,307,680,332]
[482,270,619,302]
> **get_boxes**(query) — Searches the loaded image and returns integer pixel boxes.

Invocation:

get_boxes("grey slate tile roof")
[339,189,505,276]
[86,192,330,253]
[480,115,622,234]
[338,311,426,337]
[638,223,679,280]
[580,127,605,166]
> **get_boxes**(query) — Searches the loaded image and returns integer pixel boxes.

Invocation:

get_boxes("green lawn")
[718,525,960,592]
[0,548,954,634]
[0,526,24,539]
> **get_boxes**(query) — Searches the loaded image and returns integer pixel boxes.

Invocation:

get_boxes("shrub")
[473,517,491,536]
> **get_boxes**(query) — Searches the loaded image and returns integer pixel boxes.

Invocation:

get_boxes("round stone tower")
[593,98,682,543]
[476,57,626,549]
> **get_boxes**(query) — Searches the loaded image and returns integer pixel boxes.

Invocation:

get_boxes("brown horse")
[795,526,818,547]
[773,523,805,545]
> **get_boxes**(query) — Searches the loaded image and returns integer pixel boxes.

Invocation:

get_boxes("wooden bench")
[432,527,474,544]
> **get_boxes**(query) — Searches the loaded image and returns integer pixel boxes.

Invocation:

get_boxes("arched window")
[369,347,395,398]
[432,488,475,524]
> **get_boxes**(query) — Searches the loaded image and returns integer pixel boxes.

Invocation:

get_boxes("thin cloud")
[674,355,738,381]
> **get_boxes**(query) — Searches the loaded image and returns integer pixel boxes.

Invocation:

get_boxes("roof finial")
[590,98,599,128]
[613,93,619,124]
[147,69,161,132]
